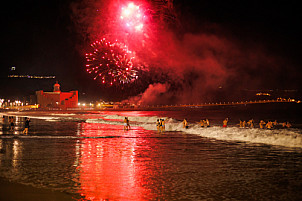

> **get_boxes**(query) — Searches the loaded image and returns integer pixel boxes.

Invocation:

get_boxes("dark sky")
[177,0,302,60]
[1,0,301,102]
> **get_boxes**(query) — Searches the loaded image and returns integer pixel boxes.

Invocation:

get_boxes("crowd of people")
[180,117,292,130]
[117,116,293,131]
[199,119,210,128]
[225,118,292,129]
[2,115,293,135]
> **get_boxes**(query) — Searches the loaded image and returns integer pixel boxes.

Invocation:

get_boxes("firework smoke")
[125,30,285,104]
[72,0,290,104]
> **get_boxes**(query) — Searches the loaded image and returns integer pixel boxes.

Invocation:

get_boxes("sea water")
[0,104,301,200]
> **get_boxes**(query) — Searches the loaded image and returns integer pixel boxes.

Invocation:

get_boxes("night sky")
[1,0,301,103]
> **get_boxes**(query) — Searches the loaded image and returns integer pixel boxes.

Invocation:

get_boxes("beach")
[0,106,302,200]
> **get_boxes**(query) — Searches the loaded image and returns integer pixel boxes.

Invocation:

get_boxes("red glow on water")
[77,122,150,200]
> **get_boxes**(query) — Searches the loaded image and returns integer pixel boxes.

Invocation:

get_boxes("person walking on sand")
[223,118,228,128]
[22,117,30,135]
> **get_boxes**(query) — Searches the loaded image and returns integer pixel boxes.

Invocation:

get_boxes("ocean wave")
[88,115,302,148]
[1,112,301,148]
[101,114,168,123]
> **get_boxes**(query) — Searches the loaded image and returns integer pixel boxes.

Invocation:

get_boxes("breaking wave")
[87,114,302,148]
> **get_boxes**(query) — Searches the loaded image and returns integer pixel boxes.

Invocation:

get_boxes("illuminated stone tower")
[53,81,61,92]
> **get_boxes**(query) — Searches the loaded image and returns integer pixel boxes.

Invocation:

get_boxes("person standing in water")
[156,119,161,131]
[286,122,292,128]
[161,119,165,132]
[22,117,30,135]
[266,121,273,129]
[205,119,210,127]
[259,120,266,129]
[247,119,254,128]
[9,116,15,132]
[199,120,204,127]
[222,118,228,128]
[124,117,128,131]
[239,120,243,128]
[242,120,247,128]
[126,117,131,130]
[183,118,188,129]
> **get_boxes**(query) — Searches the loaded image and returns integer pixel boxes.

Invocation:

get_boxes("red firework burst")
[85,38,141,85]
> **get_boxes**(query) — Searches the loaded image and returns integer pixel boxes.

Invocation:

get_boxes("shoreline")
[0,177,78,201]
[0,101,301,112]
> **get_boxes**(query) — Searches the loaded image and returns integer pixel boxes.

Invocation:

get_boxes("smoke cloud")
[128,29,285,104]
[124,83,170,105]
[71,0,290,104]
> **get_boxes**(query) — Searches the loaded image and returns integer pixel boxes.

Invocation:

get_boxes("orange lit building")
[36,82,78,109]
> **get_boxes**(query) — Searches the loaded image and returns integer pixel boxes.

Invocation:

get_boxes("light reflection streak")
[77,122,148,200]
[12,139,22,171]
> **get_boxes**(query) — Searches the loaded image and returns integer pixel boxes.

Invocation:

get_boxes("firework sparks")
[85,38,141,85]
[120,2,146,32]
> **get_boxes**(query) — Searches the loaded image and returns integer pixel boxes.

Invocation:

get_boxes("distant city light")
[256,92,271,96]
[8,75,56,79]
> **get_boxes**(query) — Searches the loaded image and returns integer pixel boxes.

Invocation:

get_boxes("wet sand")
[0,178,77,201]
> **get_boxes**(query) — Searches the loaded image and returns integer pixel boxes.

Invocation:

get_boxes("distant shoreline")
[0,101,301,113]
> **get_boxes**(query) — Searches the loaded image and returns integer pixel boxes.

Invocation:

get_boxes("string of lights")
[8,75,56,79]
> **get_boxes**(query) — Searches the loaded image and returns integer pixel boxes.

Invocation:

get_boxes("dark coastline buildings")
[36,82,78,109]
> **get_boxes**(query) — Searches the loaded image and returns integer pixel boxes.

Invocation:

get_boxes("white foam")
[101,114,167,123]
[0,112,80,122]
[86,118,124,126]
[50,113,75,116]
[184,126,302,148]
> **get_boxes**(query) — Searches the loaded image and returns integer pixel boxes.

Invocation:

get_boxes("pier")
[138,98,300,109]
